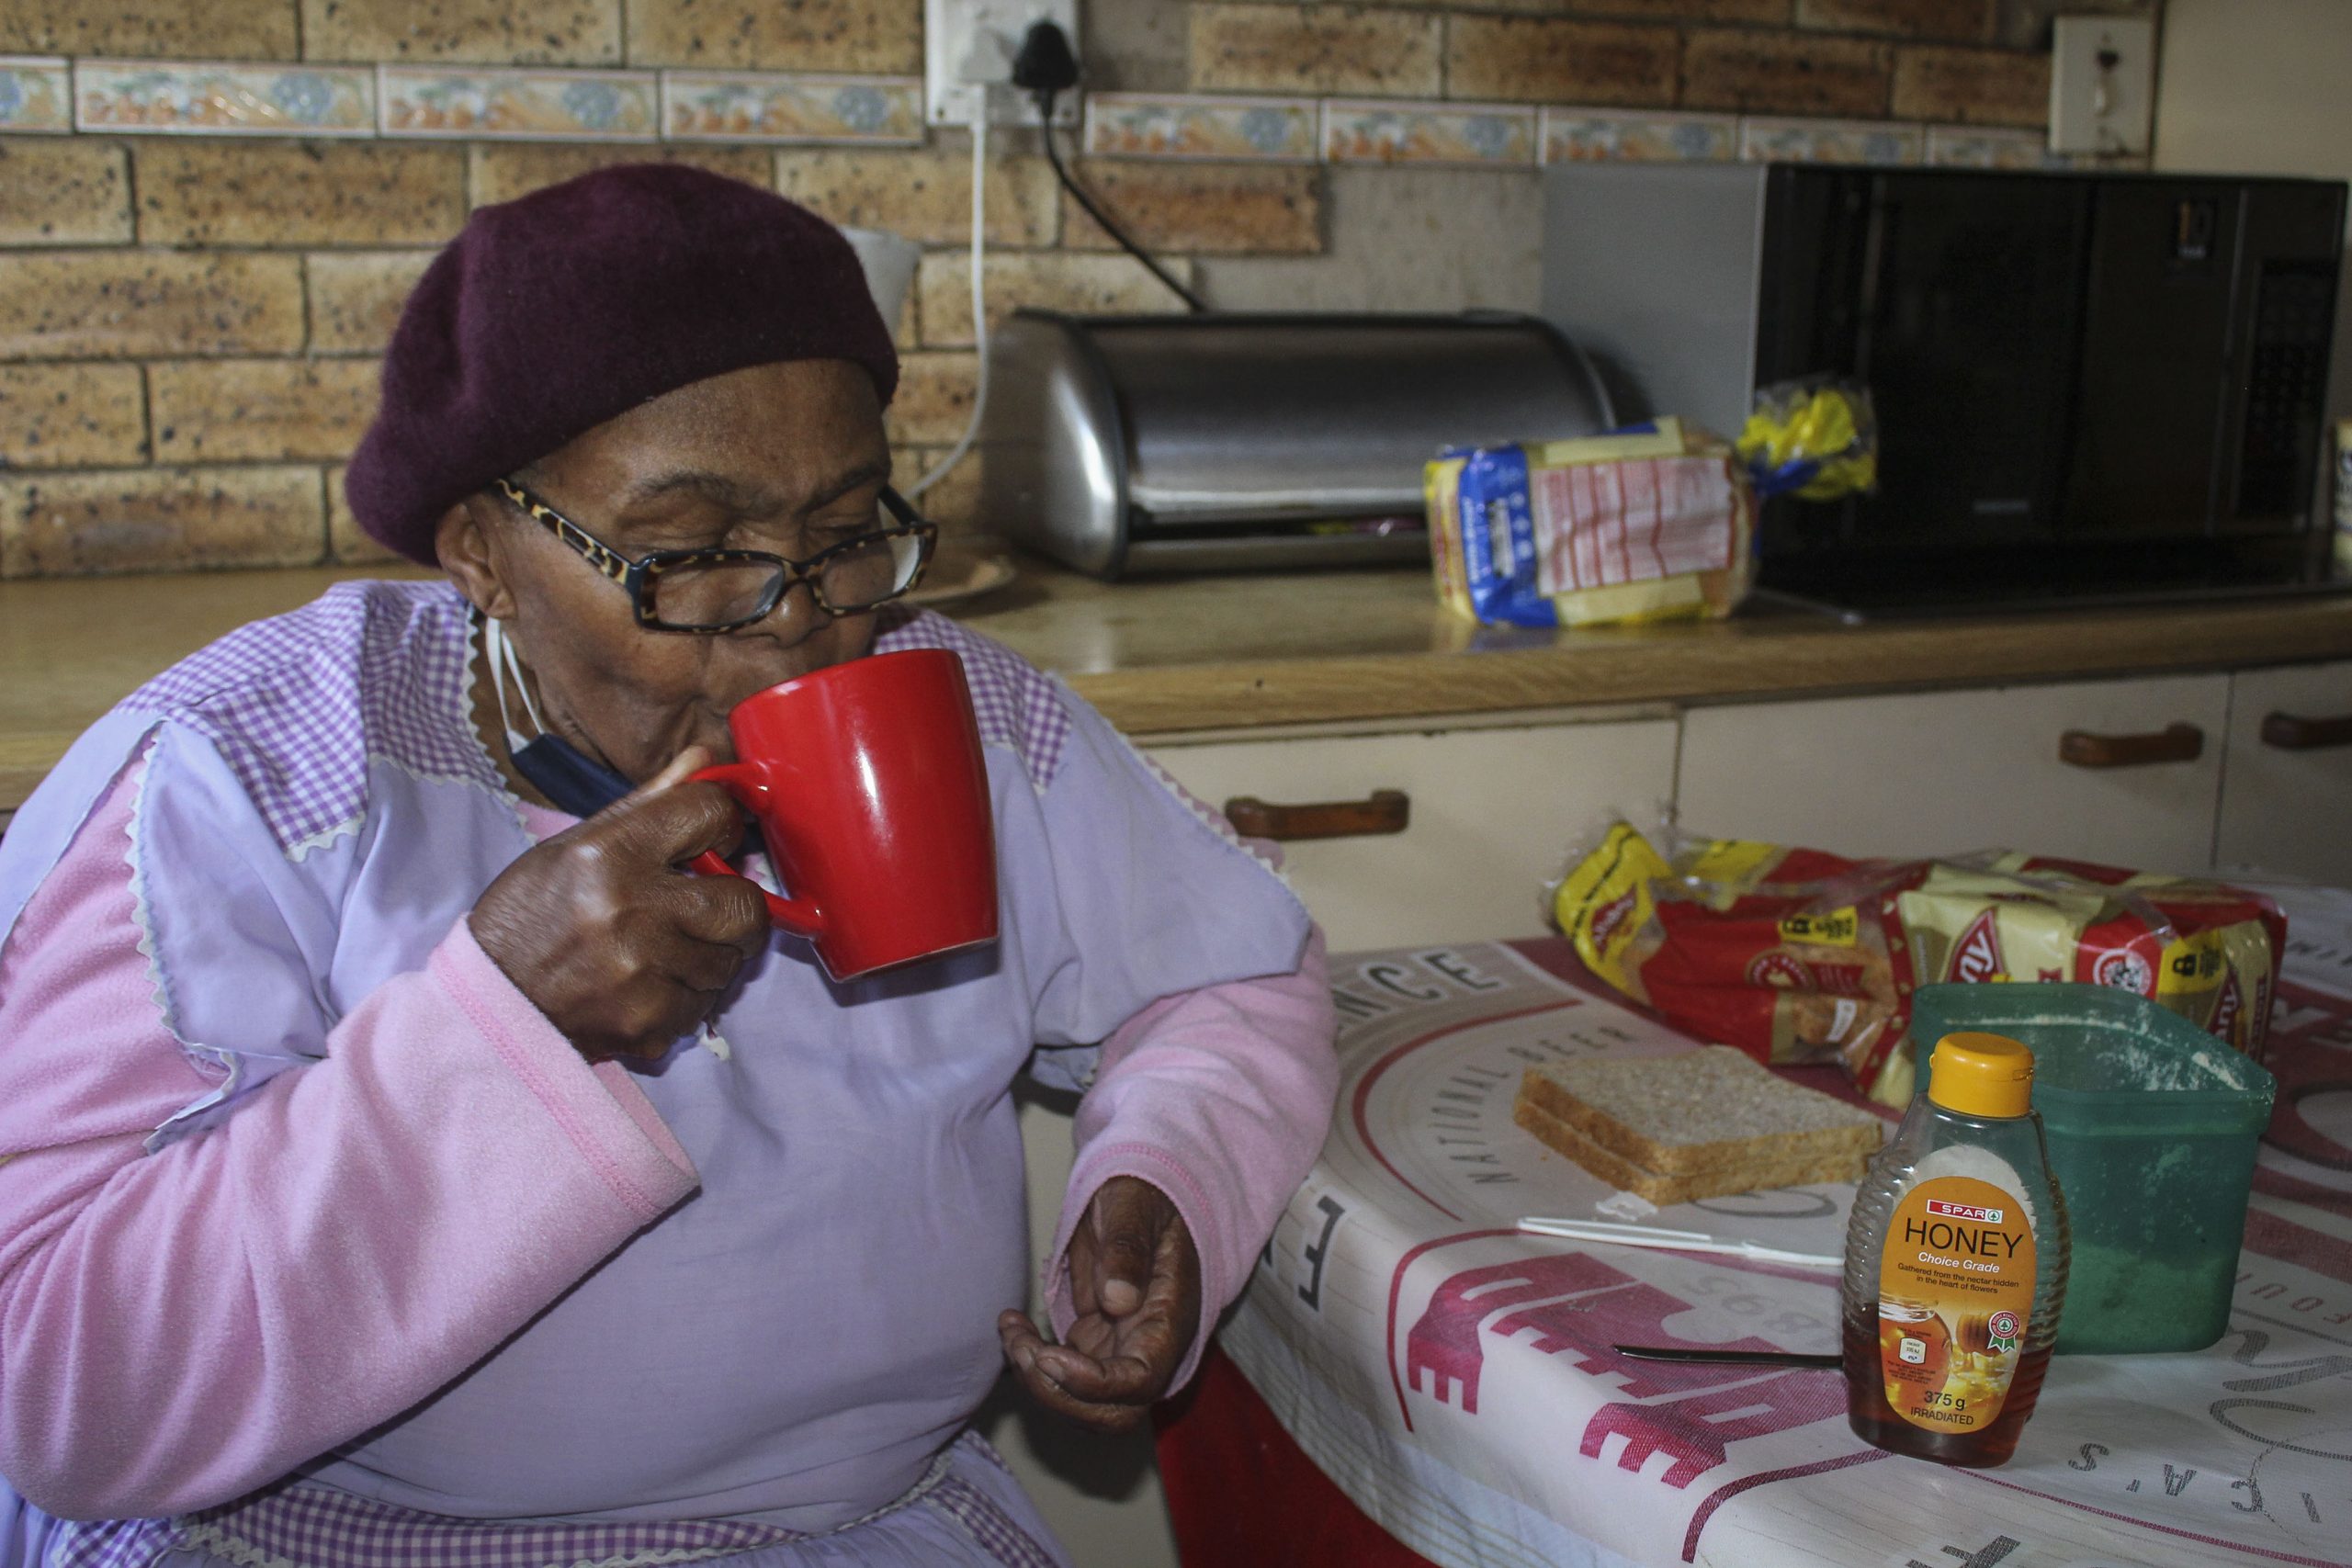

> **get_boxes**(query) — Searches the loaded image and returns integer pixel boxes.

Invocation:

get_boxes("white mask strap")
[483,615,548,744]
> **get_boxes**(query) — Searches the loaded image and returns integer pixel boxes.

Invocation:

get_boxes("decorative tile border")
[3,52,2052,172]
[74,60,373,136]
[1926,124,2064,170]
[0,55,70,133]
[379,66,656,141]
[1541,107,1736,164]
[1323,98,1535,168]
[1740,116,1924,167]
[663,71,921,144]
[1083,92,1318,163]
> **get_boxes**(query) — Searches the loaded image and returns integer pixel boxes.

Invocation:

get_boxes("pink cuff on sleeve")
[1045,1145,1228,1393]
[1046,929,1339,1399]
[431,919,696,1223]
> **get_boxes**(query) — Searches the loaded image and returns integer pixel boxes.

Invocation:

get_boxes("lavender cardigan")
[0,581,1336,1562]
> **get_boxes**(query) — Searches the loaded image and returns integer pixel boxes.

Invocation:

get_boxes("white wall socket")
[2049,15,2155,156]
[924,0,1080,128]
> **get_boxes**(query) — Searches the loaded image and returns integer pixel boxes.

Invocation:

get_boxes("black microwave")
[1542,163,2347,610]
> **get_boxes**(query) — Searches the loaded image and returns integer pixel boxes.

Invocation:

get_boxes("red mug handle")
[686,762,825,941]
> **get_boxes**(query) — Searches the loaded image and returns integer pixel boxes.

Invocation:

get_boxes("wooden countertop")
[6,558,2352,810]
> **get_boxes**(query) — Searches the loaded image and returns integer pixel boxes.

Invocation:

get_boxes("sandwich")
[1514,1045,1883,1204]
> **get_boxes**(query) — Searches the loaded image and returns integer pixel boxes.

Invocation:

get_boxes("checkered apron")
[48,1436,1057,1568]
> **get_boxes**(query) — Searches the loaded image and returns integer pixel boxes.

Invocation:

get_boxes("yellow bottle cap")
[1927,1032,2035,1119]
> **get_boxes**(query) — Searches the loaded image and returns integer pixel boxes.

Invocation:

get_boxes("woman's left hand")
[997,1176,1200,1433]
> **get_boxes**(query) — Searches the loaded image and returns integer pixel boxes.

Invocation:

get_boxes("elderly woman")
[0,166,1336,1568]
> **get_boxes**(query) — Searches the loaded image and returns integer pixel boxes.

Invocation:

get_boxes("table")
[1160,888,2352,1568]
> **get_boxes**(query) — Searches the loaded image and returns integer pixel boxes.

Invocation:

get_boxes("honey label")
[1875,1175,2036,1433]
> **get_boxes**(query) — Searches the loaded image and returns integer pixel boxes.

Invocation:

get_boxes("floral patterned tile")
[1082,92,1318,163]
[0,56,69,133]
[1739,116,1924,167]
[379,66,656,141]
[1926,125,2066,170]
[663,72,922,144]
[1323,99,1535,168]
[1541,107,1737,164]
[74,61,373,136]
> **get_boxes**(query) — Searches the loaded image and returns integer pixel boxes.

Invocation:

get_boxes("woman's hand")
[469,746,770,1062]
[998,1176,1201,1433]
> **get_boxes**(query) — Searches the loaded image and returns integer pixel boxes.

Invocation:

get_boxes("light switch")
[2049,15,2155,156]
[924,0,1080,129]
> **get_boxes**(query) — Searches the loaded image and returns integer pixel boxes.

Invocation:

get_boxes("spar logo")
[1946,909,2007,983]
[1588,888,1640,951]
[1926,1198,2005,1224]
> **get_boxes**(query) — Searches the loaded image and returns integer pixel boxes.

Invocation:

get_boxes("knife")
[1613,1344,1842,1369]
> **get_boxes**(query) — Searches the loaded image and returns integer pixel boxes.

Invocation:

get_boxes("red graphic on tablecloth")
[1400,1251,1843,1484]
[2239,982,2352,1222]
[1584,1371,1849,1488]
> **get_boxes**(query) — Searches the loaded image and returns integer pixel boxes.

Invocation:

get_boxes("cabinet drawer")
[1676,675,2232,873]
[1146,718,1679,951]
[2217,660,2352,883]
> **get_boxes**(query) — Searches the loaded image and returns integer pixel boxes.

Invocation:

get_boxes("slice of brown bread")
[1517,1046,1882,1183]
[1511,1091,1875,1205]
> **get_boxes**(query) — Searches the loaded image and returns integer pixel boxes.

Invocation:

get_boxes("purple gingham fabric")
[120,582,495,855]
[114,588,1065,857]
[46,1438,1059,1568]
[52,1490,795,1568]
[923,1478,1060,1568]
[873,611,1069,794]
[51,1517,171,1568]
[175,1486,801,1568]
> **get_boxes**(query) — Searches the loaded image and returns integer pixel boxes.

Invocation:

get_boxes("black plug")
[1019,17,1201,310]
[1012,18,1080,101]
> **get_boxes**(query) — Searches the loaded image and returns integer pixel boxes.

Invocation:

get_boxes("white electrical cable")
[907,110,989,500]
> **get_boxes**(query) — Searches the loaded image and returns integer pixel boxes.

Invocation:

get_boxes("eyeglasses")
[493,475,938,633]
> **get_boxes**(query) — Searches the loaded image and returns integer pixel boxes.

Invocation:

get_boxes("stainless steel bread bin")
[979,310,1615,578]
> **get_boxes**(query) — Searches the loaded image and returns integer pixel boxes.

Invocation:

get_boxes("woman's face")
[437,357,892,784]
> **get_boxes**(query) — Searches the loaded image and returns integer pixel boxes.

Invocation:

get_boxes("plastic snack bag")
[1550,820,2283,1108]
[1426,417,1756,629]
[1737,379,1877,502]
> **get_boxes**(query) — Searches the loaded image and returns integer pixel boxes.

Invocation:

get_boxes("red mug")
[686,648,999,981]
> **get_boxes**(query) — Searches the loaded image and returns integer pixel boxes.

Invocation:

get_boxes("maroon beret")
[345,164,900,566]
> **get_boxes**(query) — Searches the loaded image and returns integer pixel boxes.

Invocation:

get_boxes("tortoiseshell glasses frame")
[493,475,939,633]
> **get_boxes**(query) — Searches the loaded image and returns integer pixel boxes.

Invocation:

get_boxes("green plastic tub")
[1907,983,2277,1355]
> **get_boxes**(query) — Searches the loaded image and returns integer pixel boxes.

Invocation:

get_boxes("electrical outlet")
[924,0,1080,129]
[2049,15,2154,156]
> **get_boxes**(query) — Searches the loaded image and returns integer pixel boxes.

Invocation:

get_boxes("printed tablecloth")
[1224,886,2352,1568]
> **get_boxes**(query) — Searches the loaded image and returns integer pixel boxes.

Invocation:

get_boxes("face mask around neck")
[482,615,636,818]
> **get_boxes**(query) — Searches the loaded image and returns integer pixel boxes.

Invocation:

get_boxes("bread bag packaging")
[1425,417,1755,629]
[1551,821,2284,1108]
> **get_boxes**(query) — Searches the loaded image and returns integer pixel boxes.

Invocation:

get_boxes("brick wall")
[0,0,2154,579]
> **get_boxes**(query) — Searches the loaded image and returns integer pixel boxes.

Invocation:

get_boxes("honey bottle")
[1841,1032,2069,1467]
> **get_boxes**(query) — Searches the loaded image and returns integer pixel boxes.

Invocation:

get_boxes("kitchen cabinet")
[1142,713,1680,950]
[2216,659,2352,883]
[1674,674,2233,873]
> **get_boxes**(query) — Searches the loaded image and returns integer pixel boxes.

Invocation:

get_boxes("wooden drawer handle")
[2058,722,2204,769]
[2262,710,2352,750]
[1223,788,1410,841]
